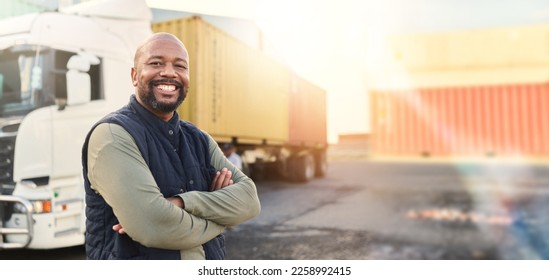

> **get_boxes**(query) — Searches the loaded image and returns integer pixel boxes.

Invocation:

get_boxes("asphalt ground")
[2,148,549,260]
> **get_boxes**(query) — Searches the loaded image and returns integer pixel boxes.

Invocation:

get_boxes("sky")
[146,0,549,143]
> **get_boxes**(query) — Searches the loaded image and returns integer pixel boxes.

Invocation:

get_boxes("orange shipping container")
[370,83,549,158]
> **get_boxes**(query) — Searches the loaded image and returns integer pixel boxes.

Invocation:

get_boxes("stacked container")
[153,16,327,181]
[369,24,549,158]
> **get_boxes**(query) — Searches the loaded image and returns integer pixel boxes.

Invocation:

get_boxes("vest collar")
[128,94,181,145]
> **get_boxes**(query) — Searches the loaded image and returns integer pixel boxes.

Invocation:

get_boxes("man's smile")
[157,84,177,92]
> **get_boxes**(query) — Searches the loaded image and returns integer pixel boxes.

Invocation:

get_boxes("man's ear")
[131,67,138,86]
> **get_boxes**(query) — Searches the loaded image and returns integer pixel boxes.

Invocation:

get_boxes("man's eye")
[148,62,162,66]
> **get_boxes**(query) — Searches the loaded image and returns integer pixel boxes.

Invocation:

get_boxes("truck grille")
[0,136,15,195]
[0,136,16,223]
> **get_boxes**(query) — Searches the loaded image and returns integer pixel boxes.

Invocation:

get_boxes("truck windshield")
[0,46,55,117]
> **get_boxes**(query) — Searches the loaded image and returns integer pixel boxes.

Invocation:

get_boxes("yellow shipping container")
[375,24,549,89]
[390,24,549,71]
[152,16,289,145]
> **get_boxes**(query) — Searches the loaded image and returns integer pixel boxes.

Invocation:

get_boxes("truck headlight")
[12,200,51,213]
[31,200,52,213]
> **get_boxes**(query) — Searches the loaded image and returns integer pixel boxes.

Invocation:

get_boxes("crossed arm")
[87,123,260,250]
[112,166,236,234]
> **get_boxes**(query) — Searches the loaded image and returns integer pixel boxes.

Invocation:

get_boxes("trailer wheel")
[241,160,251,178]
[294,153,315,182]
[314,150,327,177]
[249,159,265,181]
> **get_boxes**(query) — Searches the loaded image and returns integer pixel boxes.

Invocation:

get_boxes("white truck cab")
[0,0,151,249]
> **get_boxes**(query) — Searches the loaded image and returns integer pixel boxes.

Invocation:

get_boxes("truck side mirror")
[65,55,92,107]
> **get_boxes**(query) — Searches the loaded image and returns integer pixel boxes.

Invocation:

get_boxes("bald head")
[134,32,188,68]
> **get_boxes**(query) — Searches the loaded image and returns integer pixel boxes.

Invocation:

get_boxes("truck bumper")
[0,195,85,249]
[0,195,34,249]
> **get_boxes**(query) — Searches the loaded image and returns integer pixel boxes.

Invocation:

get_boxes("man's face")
[131,37,190,115]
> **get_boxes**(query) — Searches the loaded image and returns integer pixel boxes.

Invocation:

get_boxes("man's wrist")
[167,196,185,209]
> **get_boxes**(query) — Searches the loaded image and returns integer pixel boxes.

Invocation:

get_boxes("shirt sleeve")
[86,123,225,250]
[178,133,261,226]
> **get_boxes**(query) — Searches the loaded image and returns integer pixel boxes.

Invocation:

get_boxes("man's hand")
[210,167,233,191]
[167,196,184,208]
[112,224,126,235]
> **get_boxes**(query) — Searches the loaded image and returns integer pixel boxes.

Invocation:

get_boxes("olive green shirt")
[86,123,260,259]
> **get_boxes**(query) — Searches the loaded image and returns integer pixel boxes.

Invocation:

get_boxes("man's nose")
[160,64,177,77]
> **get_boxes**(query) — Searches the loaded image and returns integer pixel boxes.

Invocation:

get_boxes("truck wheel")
[295,153,315,182]
[249,159,265,181]
[241,161,252,177]
[314,150,327,177]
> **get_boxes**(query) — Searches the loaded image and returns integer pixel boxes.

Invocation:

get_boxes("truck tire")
[241,160,251,178]
[314,150,327,177]
[249,159,265,181]
[294,153,315,182]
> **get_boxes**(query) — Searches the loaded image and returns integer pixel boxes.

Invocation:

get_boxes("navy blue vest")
[82,95,225,259]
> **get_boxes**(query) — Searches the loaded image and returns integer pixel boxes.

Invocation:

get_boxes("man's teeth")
[158,84,176,91]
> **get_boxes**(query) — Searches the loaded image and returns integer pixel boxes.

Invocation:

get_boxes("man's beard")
[139,79,186,113]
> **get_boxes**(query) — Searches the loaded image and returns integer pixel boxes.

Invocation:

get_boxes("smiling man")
[132,33,189,119]
[81,33,260,260]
